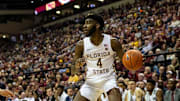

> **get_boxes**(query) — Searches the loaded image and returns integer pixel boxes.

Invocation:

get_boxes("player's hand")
[0,89,15,98]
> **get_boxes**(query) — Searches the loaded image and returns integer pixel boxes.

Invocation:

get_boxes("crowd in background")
[0,0,180,101]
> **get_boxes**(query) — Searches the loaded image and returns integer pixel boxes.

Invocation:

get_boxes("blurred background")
[0,0,179,101]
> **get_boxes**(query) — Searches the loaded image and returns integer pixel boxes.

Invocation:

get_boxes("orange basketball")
[122,50,143,71]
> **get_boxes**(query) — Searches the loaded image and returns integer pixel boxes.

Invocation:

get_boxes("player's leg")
[103,78,122,101]
[74,84,102,101]
[73,91,89,101]
[107,88,122,101]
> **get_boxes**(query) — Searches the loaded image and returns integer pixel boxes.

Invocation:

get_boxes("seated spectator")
[137,73,145,82]
[46,87,55,101]
[158,66,167,81]
[174,38,180,50]
[65,87,74,101]
[54,85,68,101]
[164,79,180,101]
[168,57,179,72]
[137,81,146,92]
[144,66,152,80]
[117,81,127,101]
[68,74,79,84]
[145,79,163,101]
[166,48,175,60]
[152,72,159,87]
[141,40,153,54]
[144,51,154,66]
[124,80,144,101]
[166,71,174,80]
[154,48,165,62]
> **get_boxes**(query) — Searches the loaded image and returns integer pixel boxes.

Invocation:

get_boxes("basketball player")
[0,88,14,97]
[72,14,123,101]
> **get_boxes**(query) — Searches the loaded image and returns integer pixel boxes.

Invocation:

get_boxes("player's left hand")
[0,89,15,98]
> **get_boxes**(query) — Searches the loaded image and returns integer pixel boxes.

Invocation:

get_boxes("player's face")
[83,18,97,36]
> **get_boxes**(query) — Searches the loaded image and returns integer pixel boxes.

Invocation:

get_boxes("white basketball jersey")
[83,34,116,84]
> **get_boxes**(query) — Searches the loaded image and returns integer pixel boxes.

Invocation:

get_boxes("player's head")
[146,79,156,92]
[83,14,104,36]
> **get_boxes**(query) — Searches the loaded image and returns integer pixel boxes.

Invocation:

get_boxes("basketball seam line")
[135,52,139,69]
[129,53,133,70]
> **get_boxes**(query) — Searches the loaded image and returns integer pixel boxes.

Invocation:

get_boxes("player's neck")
[90,30,103,46]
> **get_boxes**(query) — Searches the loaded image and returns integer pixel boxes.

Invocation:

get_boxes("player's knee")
[74,92,89,101]
[107,88,121,95]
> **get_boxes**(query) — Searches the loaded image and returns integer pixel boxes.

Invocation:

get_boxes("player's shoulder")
[75,40,84,52]
[108,34,118,43]
[76,40,84,47]
[110,37,120,47]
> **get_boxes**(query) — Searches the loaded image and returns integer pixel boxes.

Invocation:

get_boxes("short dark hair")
[147,79,156,86]
[129,79,136,83]
[57,85,64,89]
[168,78,177,84]
[85,14,104,30]
[118,81,127,88]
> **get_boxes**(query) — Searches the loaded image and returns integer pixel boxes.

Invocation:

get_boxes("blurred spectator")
[124,80,144,101]
[54,85,67,101]
[164,79,180,101]
[65,87,74,101]
[168,57,179,72]
[166,71,174,80]
[145,79,163,101]
[137,73,145,82]
[154,48,165,62]
[158,66,167,81]
[68,74,79,84]
[137,81,146,92]
[46,87,55,101]
[144,66,152,80]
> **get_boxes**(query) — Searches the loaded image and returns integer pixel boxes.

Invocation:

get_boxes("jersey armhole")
[83,38,87,57]
[109,36,117,52]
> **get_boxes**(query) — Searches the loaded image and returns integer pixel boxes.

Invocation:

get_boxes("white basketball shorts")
[80,78,118,101]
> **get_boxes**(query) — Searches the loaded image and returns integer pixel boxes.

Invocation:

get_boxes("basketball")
[122,50,143,71]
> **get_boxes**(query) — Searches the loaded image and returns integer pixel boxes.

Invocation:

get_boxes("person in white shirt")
[145,79,163,101]
[124,80,144,101]
[54,85,68,101]
[118,81,127,101]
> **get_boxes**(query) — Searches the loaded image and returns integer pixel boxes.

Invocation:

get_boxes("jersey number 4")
[97,58,102,68]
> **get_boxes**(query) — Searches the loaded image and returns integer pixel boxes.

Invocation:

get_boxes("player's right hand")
[0,89,15,98]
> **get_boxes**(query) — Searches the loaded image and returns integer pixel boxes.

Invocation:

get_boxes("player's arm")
[0,89,14,97]
[71,40,84,74]
[111,39,124,61]
[156,89,163,101]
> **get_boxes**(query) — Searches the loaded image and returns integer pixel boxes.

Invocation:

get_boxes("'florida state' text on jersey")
[83,34,116,85]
